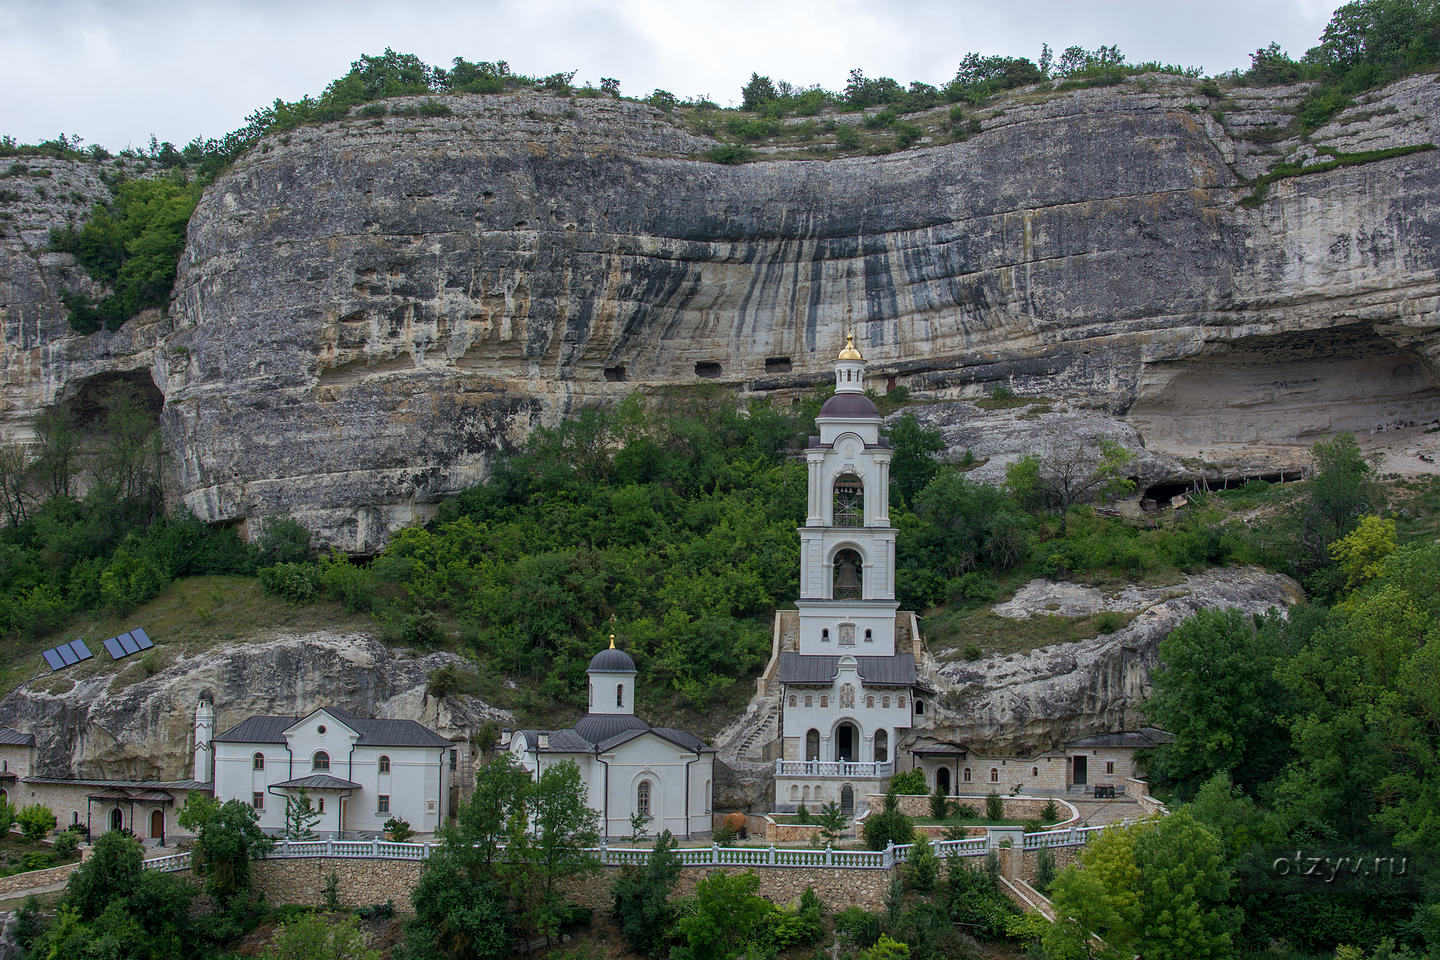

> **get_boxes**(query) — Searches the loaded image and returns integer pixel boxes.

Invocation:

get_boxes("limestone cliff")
[3,75,1440,548]
[0,632,509,779]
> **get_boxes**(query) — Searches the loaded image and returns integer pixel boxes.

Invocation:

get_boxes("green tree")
[887,413,944,505]
[180,795,273,904]
[65,829,144,920]
[610,829,681,956]
[905,833,939,891]
[810,800,848,847]
[1294,432,1381,581]
[671,870,775,960]
[511,759,602,947]
[261,911,380,960]
[15,803,54,843]
[863,793,914,850]
[284,787,322,839]
[0,796,15,834]
[741,73,779,110]
[1146,607,1299,799]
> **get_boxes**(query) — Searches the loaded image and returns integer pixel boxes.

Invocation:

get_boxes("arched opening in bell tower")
[833,548,863,599]
[833,473,864,526]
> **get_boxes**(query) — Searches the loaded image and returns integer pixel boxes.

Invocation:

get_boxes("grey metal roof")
[573,714,649,742]
[23,776,211,792]
[273,774,362,790]
[214,710,450,748]
[818,393,881,419]
[521,714,712,756]
[0,727,35,747]
[1067,728,1175,749]
[588,647,637,674]
[777,653,917,686]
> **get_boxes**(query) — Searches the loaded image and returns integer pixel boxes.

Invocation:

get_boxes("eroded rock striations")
[2,76,1439,547]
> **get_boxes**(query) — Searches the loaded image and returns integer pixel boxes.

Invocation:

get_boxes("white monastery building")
[774,335,929,815]
[510,640,715,839]
[209,700,452,836]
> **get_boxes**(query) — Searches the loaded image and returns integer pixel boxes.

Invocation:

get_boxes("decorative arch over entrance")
[936,767,951,795]
[109,807,123,832]
[150,809,164,840]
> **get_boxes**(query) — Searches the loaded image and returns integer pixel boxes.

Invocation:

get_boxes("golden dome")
[837,333,864,361]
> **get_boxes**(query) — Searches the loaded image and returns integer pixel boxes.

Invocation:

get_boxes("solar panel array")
[41,639,94,672]
[103,628,154,661]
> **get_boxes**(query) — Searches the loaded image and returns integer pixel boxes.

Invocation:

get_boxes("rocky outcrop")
[0,632,509,779]
[3,75,1439,547]
[919,566,1303,754]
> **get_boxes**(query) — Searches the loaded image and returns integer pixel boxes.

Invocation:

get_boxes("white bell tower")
[796,334,899,655]
[193,692,214,783]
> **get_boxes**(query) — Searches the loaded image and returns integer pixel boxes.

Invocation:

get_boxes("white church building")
[774,335,929,815]
[509,641,715,840]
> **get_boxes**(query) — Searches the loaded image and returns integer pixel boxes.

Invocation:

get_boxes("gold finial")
[837,332,864,361]
[609,634,616,649]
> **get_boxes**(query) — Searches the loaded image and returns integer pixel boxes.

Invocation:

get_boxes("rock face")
[0,632,509,779]
[3,76,1440,547]
[924,566,1303,754]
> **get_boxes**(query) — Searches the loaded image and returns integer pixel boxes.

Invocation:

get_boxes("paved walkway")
[1066,798,1146,826]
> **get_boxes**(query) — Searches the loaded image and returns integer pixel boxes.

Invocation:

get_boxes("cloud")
[0,0,1339,149]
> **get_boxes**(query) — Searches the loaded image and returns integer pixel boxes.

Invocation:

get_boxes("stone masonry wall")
[0,861,80,900]
[249,856,893,913]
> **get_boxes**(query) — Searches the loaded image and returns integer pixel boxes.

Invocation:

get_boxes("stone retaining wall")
[864,794,1075,825]
[0,860,80,900]
[249,856,894,913]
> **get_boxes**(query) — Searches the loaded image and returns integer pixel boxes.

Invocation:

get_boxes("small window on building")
[1106,761,1115,774]
[790,785,799,800]
[882,696,890,708]
[820,696,828,708]
[915,699,924,715]
[864,629,872,642]
[963,767,972,782]
[789,695,796,707]
[866,696,874,709]
[450,748,458,771]
[637,780,652,818]
[71,811,79,825]
[616,683,624,708]
[313,751,330,771]
[253,753,264,770]
[317,725,326,735]
[821,628,829,642]
[1,760,6,772]
[318,797,325,813]
[804,695,813,708]
[252,792,264,810]
[898,696,906,708]
[378,755,391,774]
[1032,767,1039,777]
[378,795,390,814]
[989,768,999,783]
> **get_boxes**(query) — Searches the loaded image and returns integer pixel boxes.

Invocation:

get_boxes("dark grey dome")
[819,392,880,419]
[574,713,649,743]
[588,646,637,673]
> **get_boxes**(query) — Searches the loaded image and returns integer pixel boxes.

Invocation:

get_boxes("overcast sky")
[3,0,1340,152]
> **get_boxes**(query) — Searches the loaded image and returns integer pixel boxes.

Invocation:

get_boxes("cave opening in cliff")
[604,365,627,382]
[695,361,722,379]
[64,370,163,430]
[765,357,792,374]
[1141,470,1305,507]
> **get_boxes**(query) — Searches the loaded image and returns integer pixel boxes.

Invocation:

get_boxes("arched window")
[805,729,820,761]
[313,751,330,771]
[72,811,79,826]
[989,768,999,783]
[789,695,796,707]
[588,683,593,708]
[616,684,624,708]
[841,784,855,815]
[864,629,872,642]
[705,779,712,814]
[963,767,972,782]
[821,628,830,642]
[791,784,799,800]
[379,756,391,774]
[882,696,890,708]
[637,780,652,818]
[874,729,888,762]
[802,785,811,801]
[1032,766,1038,777]
[804,695,813,708]
[915,699,924,715]
[820,696,829,708]
[833,474,864,526]
[252,753,264,770]
[833,548,863,599]
[866,696,874,709]
[898,696,906,708]
[110,807,123,832]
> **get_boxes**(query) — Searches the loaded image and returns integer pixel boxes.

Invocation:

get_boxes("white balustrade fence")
[142,823,1111,875]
